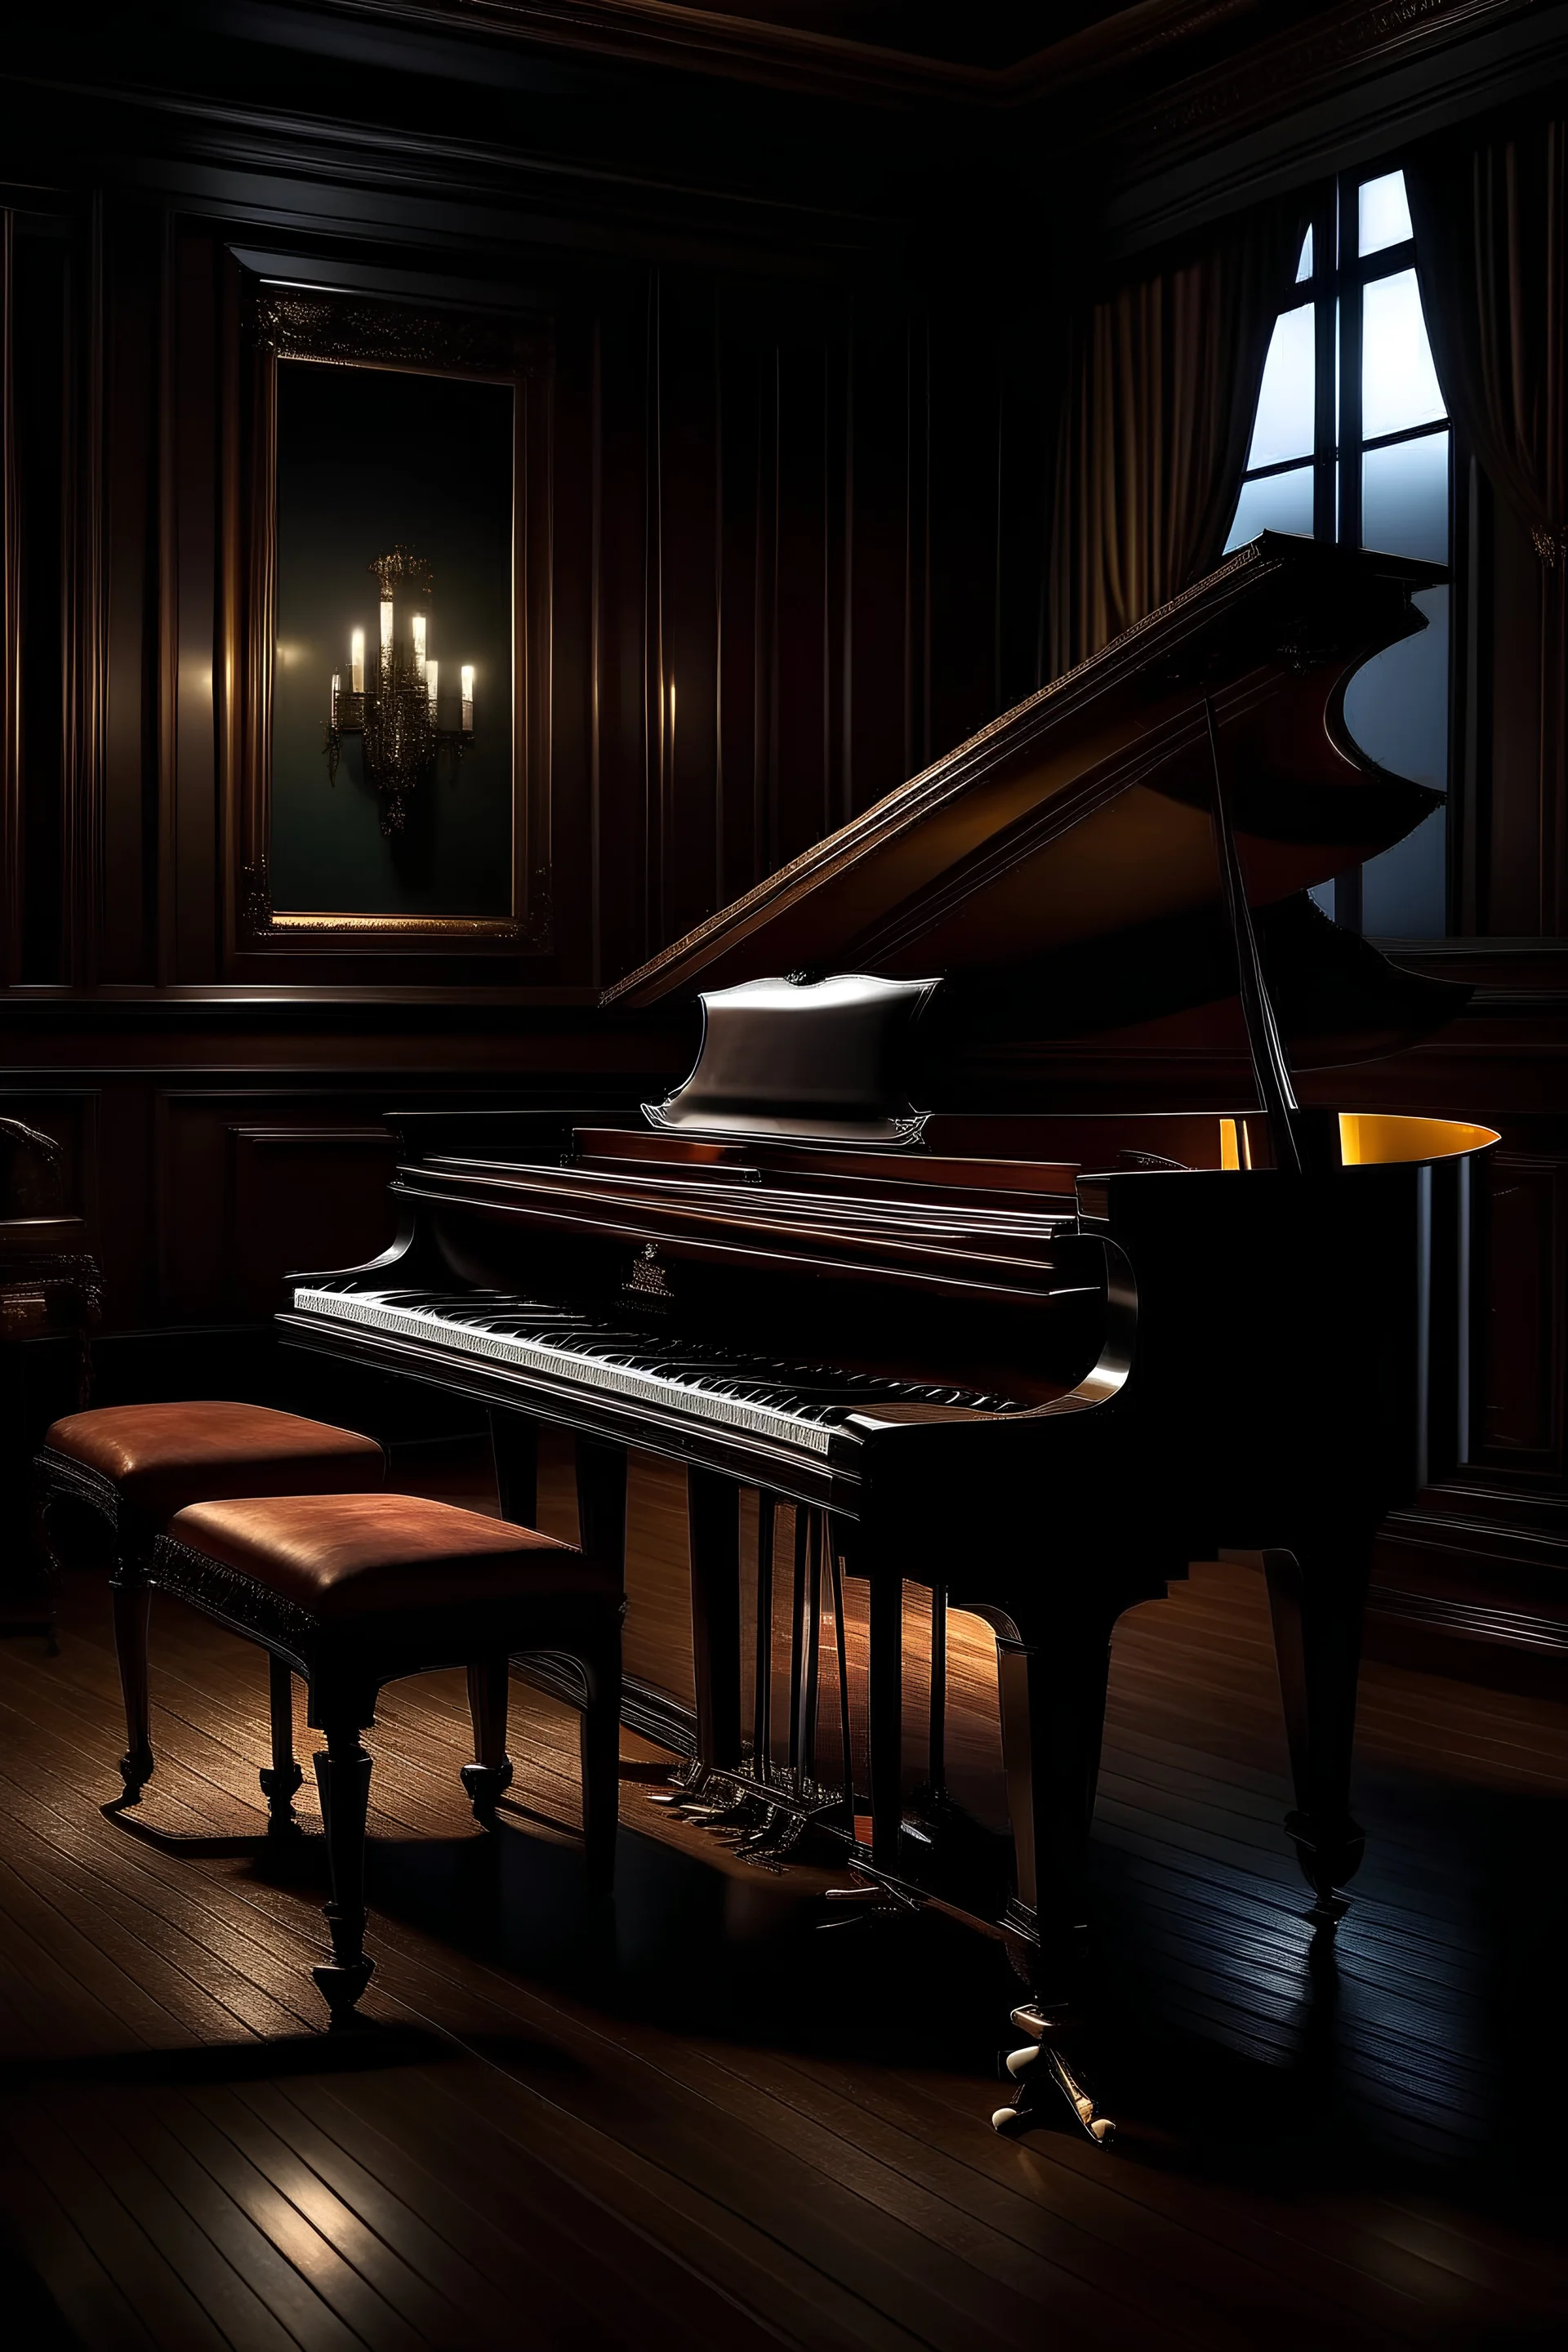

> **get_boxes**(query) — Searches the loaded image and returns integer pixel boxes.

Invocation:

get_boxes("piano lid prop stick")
[1201,693,1305,1177]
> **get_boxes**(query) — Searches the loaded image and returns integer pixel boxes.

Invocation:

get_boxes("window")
[1225,169,1451,937]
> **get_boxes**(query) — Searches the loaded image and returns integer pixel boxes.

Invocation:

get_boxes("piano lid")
[604,535,1446,1012]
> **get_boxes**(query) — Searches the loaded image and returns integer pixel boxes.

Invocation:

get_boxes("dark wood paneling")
[1476,1144,1567,1476]
[228,1123,399,1317]
[2,1,1568,1690]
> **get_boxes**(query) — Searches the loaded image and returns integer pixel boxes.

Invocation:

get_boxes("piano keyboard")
[292,1283,1019,1456]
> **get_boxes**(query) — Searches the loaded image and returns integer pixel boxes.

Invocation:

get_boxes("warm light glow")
[350,627,364,693]
[461,663,474,731]
[1218,1118,1241,1171]
[1339,1112,1499,1166]
[426,657,439,713]
[331,670,340,727]
[380,599,394,662]
[412,613,426,679]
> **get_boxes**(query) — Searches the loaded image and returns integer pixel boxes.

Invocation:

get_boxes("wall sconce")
[324,546,475,835]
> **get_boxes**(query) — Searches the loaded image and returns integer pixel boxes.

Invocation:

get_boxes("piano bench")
[35,1401,385,1801]
[143,1490,625,2017]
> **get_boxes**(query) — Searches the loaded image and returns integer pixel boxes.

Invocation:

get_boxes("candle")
[412,613,426,681]
[425,658,439,715]
[461,664,474,732]
[350,629,364,694]
[380,599,394,667]
[331,670,340,727]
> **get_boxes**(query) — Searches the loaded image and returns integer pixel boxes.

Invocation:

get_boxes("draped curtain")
[1046,198,1309,680]
[1406,112,1568,933]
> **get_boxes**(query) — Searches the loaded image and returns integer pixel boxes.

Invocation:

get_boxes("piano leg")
[752,1493,776,1775]
[989,1610,1116,2145]
[461,1655,514,1818]
[488,1409,539,1527]
[926,1588,948,1808]
[578,1625,623,1900]
[786,1504,808,1781]
[686,1467,742,1775]
[866,1571,902,1872]
[1261,1535,1370,1923]
[575,1439,628,1583]
[794,1509,822,1797]
[259,1654,304,1833]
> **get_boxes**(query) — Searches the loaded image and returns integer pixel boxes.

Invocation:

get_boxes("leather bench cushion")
[45,1402,384,1525]
[165,1492,615,1622]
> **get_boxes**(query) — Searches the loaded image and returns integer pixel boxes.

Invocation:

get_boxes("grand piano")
[281,533,1495,2142]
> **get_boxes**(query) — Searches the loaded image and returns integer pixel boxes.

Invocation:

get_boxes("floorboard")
[1,1440,1564,2349]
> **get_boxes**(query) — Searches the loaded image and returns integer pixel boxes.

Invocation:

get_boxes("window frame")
[1232,167,1460,938]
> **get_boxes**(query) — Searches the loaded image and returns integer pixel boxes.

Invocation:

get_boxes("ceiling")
[395,0,1321,104]
[652,3,1149,74]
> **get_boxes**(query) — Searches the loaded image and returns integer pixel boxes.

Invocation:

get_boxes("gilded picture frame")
[226,278,552,956]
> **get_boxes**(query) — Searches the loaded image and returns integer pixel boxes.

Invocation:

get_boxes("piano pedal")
[730,1806,798,1869]
[818,1869,923,1932]
[648,1764,710,1809]
[992,2007,1116,2147]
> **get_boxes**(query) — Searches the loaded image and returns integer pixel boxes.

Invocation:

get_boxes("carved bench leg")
[259,1654,304,1834]
[461,1655,514,1819]
[579,1627,623,1899]
[312,1718,375,2017]
[28,1468,62,1653]
[109,1551,154,1802]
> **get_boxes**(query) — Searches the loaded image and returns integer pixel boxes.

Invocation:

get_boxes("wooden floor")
[2,1446,1566,2351]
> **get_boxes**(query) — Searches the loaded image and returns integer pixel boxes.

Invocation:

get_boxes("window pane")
[1296,225,1313,283]
[1362,806,1448,937]
[1362,430,1449,562]
[1225,464,1313,552]
[1343,585,1449,937]
[1362,270,1445,439]
[1343,584,1447,787]
[1246,301,1316,468]
[1359,170,1414,256]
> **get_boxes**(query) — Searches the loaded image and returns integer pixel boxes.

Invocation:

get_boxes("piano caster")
[1284,1807,1362,1931]
[460,1757,515,1820]
[991,2007,1116,2148]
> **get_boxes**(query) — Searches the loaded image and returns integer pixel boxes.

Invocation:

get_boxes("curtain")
[1407,112,1568,931]
[1046,198,1309,679]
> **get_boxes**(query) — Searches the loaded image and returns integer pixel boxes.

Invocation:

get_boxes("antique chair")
[35,1401,385,1799]
[145,1490,625,2012]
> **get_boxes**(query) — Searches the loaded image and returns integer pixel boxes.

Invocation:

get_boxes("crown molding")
[253,0,1272,110]
[1094,0,1568,254]
[1099,0,1550,173]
